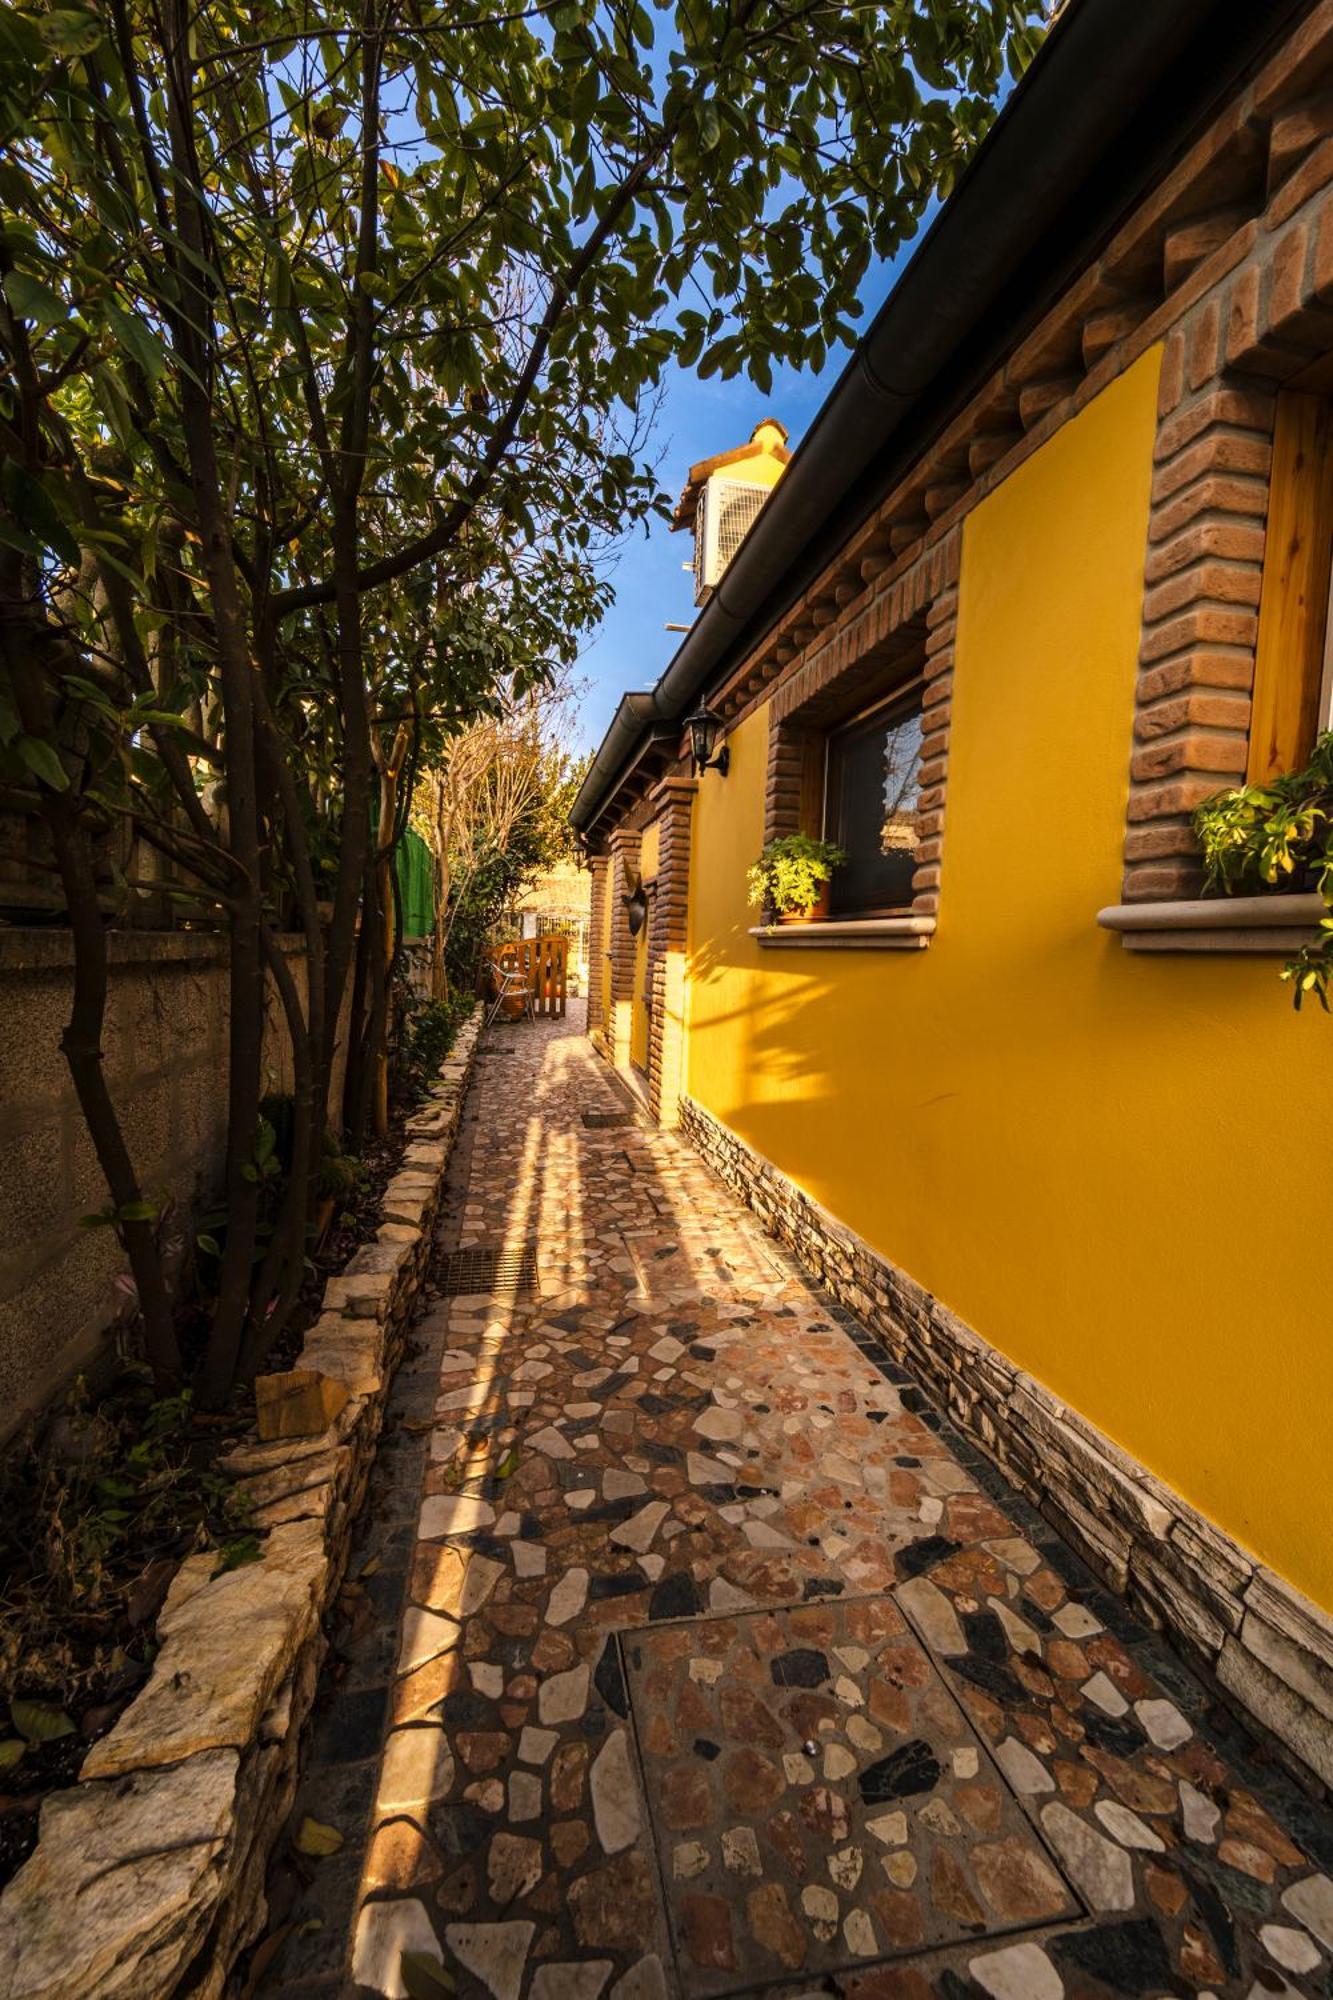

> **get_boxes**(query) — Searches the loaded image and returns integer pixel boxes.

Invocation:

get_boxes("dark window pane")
[825,690,923,915]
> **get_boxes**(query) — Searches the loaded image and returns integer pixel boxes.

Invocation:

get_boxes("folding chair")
[485,957,535,1029]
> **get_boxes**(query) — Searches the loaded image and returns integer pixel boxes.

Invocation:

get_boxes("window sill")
[1096,892,1325,954]
[749,916,935,951]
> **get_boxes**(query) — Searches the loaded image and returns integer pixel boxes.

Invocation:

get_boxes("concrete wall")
[0,930,330,1434]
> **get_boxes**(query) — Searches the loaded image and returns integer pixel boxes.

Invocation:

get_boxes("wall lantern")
[685,700,730,777]
[624,875,649,937]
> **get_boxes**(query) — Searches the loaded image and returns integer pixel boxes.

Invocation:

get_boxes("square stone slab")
[621,1597,1079,1997]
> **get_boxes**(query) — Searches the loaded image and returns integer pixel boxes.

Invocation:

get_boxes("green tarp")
[395,827,436,937]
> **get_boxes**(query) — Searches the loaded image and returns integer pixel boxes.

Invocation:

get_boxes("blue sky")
[572,240,918,750]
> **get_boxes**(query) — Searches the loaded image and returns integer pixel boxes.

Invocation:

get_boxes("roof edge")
[573,0,1312,838]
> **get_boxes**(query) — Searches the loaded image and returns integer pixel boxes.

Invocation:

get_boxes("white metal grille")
[693,476,770,604]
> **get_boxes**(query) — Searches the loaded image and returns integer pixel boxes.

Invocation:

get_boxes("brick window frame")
[763,532,960,925]
[1123,198,1333,903]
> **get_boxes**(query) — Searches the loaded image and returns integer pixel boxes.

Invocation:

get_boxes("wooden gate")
[497,936,568,1017]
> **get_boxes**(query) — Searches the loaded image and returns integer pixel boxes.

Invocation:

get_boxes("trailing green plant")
[747,835,847,917]
[1193,731,1333,1009]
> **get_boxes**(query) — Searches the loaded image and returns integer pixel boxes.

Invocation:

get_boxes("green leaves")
[15,735,70,792]
[103,302,167,384]
[1,463,79,567]
[4,270,65,327]
[1194,732,1333,1012]
[10,1699,76,1744]
[81,1197,161,1229]
[213,1534,263,1575]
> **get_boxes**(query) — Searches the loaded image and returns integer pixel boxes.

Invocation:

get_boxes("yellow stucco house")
[572,1,1333,1794]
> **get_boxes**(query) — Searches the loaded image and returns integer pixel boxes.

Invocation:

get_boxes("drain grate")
[437,1242,539,1296]
[581,1110,636,1129]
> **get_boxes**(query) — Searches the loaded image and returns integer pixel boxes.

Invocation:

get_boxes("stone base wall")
[0,1009,482,2000]
[679,1093,1333,1799]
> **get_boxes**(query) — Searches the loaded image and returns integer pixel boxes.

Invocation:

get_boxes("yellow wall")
[686,348,1333,1612]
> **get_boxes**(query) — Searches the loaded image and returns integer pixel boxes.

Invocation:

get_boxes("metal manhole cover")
[621,1598,1077,1996]
[582,1110,637,1129]
[437,1242,539,1296]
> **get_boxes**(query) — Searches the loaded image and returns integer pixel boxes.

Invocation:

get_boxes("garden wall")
[0,1006,481,2000]
[0,930,348,1439]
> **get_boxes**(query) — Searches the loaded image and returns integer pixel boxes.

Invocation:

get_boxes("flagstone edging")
[677,1093,1333,1802]
[0,1007,482,2000]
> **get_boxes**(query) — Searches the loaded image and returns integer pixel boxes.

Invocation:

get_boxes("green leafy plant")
[747,835,847,917]
[1194,731,1333,1008]
[397,994,472,1107]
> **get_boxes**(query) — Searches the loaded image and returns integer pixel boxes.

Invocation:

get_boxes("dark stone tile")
[648,1571,701,1621]
[594,1638,629,1717]
[770,1647,829,1688]
[1050,1919,1175,1996]
[859,1739,942,1803]
[895,1535,961,1579]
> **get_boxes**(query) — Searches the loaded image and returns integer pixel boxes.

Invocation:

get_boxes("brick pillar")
[914,582,959,916]
[646,777,696,1128]
[586,851,608,1043]
[605,827,641,1071]
[1121,375,1274,901]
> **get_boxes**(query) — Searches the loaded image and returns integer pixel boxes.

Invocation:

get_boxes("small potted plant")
[747,834,846,924]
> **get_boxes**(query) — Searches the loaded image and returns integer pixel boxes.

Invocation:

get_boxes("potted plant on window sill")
[1194,731,1333,1007]
[747,835,847,925]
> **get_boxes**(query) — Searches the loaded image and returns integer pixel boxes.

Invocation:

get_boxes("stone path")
[260,1005,1333,2000]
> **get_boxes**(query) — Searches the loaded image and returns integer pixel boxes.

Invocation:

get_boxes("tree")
[0,0,1043,1405]
[414,689,588,999]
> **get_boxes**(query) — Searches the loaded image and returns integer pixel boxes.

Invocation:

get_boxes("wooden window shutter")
[1248,390,1333,783]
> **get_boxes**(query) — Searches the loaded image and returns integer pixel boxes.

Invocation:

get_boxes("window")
[1248,388,1333,782]
[823,683,924,916]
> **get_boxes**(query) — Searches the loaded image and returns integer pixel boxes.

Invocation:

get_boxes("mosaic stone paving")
[623,1601,1078,1991]
[260,1006,1333,2000]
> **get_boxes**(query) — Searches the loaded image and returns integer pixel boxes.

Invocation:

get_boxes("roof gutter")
[572,0,1310,836]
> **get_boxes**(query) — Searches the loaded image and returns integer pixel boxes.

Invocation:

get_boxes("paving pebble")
[260,1007,1333,2000]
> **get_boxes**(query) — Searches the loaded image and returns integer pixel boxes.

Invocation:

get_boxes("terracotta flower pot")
[777,880,831,924]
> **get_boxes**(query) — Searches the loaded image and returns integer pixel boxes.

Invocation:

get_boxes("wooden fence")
[496,935,567,1017]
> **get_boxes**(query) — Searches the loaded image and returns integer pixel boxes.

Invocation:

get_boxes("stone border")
[0,1007,482,2000]
[678,1092,1333,1801]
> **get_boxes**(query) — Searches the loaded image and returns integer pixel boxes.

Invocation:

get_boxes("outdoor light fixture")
[624,876,649,937]
[685,700,730,777]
